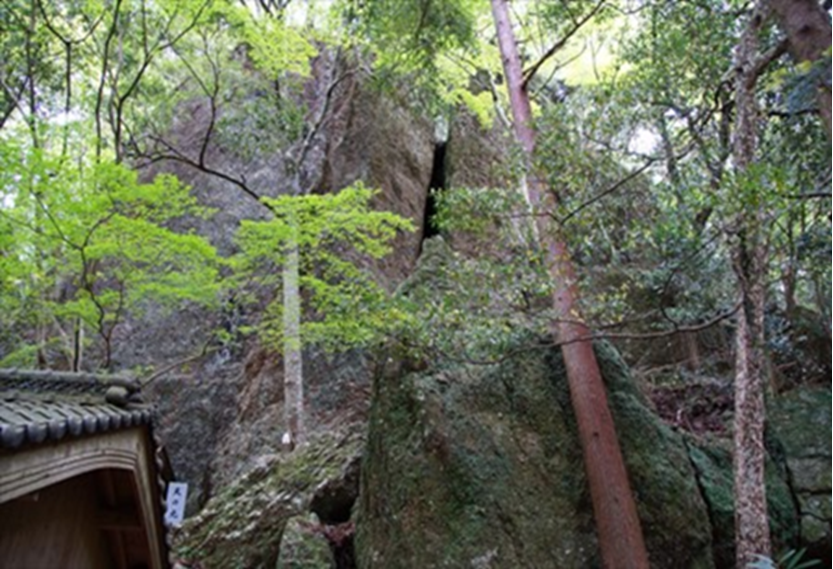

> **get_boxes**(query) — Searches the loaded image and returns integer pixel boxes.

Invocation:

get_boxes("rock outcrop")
[136,59,435,505]
[685,439,798,568]
[173,427,363,569]
[355,338,715,568]
[768,386,831,564]
[352,239,829,568]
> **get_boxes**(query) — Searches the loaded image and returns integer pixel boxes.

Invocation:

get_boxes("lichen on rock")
[277,514,333,569]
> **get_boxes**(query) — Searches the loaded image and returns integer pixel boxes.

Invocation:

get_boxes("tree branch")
[405,301,741,368]
[559,158,656,225]
[140,340,217,386]
[142,134,268,208]
[748,38,789,86]
[522,0,606,90]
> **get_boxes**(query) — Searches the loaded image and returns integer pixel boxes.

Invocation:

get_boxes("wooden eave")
[0,369,171,569]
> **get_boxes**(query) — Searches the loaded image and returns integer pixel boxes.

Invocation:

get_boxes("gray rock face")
[768,386,831,564]
[149,362,242,513]
[208,347,373,492]
[173,428,363,569]
[355,340,715,569]
[132,63,434,502]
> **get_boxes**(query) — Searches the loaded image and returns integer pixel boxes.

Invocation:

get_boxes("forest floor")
[649,380,734,436]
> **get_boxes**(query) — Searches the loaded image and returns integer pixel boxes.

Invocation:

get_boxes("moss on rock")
[174,428,363,569]
[768,386,831,564]
[277,514,333,569]
[685,438,798,569]
[355,339,714,568]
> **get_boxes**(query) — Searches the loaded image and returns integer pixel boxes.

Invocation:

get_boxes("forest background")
[0,1,829,567]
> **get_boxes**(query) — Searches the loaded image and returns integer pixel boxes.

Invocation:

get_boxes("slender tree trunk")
[283,226,305,448]
[782,216,797,323]
[768,0,832,137]
[72,318,84,372]
[731,5,772,566]
[489,2,649,567]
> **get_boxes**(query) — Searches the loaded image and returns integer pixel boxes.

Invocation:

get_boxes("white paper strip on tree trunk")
[164,482,188,527]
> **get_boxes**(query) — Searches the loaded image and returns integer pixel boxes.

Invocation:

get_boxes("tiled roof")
[0,369,154,449]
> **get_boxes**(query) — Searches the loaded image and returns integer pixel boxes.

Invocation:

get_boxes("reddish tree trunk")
[768,0,832,137]
[490,2,649,567]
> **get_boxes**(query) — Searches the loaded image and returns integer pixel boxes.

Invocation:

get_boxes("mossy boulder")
[768,386,831,563]
[277,514,333,569]
[355,340,714,568]
[173,428,363,569]
[685,438,798,569]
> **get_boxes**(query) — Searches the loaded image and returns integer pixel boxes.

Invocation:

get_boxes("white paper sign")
[164,482,188,527]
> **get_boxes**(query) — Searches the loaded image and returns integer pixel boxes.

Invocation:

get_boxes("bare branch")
[559,158,656,225]
[787,192,831,199]
[140,341,218,386]
[404,302,741,368]
[296,50,354,172]
[0,76,26,129]
[143,134,268,207]
[94,0,123,160]
[747,38,789,87]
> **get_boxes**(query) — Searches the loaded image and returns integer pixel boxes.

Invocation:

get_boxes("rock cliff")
[132,63,435,507]
[355,337,714,568]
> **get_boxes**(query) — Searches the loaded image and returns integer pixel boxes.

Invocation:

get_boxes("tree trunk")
[283,228,305,448]
[733,278,770,566]
[72,318,84,372]
[731,5,772,566]
[489,2,649,567]
[768,0,832,137]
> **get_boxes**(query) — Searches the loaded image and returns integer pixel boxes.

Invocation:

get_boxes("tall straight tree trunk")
[731,5,772,566]
[283,226,305,447]
[490,2,649,567]
[768,0,832,137]
[72,318,84,372]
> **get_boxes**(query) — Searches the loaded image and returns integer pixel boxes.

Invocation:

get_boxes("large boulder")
[277,514,334,569]
[680,385,831,568]
[768,386,831,564]
[355,339,715,568]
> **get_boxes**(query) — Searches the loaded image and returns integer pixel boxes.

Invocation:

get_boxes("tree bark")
[731,5,772,566]
[768,0,832,137]
[489,2,649,567]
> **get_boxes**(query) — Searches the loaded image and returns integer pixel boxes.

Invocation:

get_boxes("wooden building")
[0,370,171,569]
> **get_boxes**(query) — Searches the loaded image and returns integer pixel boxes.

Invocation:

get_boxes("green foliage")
[348,0,494,122]
[390,186,555,363]
[0,0,829,381]
[0,135,220,368]
[748,548,821,569]
[224,4,318,79]
[354,0,478,75]
[233,183,414,351]
[433,185,528,239]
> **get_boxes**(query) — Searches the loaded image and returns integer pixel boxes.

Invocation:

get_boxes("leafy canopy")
[233,182,414,351]
[0,132,220,368]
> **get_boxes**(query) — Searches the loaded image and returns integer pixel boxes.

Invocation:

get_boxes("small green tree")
[233,182,414,446]
[0,135,220,370]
